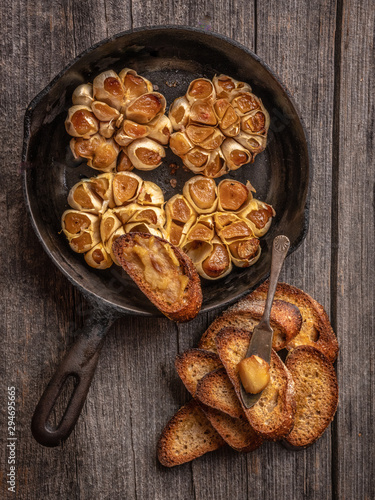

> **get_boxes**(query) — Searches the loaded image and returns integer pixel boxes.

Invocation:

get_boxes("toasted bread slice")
[200,405,262,452]
[175,349,222,396]
[216,327,296,440]
[196,367,243,419]
[245,281,339,361]
[175,348,262,452]
[157,400,225,467]
[199,299,302,353]
[113,233,202,322]
[283,346,339,449]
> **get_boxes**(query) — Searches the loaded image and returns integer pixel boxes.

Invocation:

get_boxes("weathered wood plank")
[333,0,375,498]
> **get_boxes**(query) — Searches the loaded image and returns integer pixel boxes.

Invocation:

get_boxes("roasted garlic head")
[66,69,171,172]
[62,172,274,279]
[169,74,269,177]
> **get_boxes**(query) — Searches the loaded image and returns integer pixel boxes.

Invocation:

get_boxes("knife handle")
[261,235,290,327]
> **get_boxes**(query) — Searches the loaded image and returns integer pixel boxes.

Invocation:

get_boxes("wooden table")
[1,1,374,499]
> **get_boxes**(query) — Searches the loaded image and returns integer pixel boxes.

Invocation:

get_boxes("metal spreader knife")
[240,235,290,409]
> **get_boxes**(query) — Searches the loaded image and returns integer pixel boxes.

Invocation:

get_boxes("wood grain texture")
[0,0,374,499]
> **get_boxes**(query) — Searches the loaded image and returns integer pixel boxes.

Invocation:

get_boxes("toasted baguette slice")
[283,346,339,449]
[200,404,262,452]
[175,349,222,396]
[157,400,225,467]
[245,281,339,361]
[199,299,302,353]
[196,367,243,419]
[113,233,202,322]
[175,348,262,452]
[216,327,296,440]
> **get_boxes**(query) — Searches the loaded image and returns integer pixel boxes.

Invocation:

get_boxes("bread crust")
[216,327,296,441]
[198,299,302,353]
[113,232,202,322]
[175,349,222,396]
[157,400,225,467]
[283,345,339,449]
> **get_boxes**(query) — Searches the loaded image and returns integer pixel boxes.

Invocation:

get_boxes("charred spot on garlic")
[66,69,171,173]
[168,74,269,177]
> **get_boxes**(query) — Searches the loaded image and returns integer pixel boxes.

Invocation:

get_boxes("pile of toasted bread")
[158,281,339,466]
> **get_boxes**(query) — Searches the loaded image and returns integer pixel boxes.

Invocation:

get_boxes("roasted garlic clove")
[126,92,166,124]
[216,215,254,244]
[91,101,120,122]
[88,172,115,208]
[124,222,163,238]
[72,83,94,108]
[114,119,149,146]
[126,138,165,170]
[86,138,120,172]
[212,74,252,101]
[70,134,103,160]
[202,149,228,178]
[181,215,215,266]
[116,149,134,171]
[169,131,193,156]
[84,242,113,269]
[67,180,105,214]
[199,128,225,151]
[189,101,217,126]
[61,210,100,236]
[65,105,99,138]
[214,99,240,137]
[182,147,211,173]
[196,237,232,280]
[112,171,143,206]
[185,124,217,146]
[112,203,142,224]
[128,206,166,228]
[164,195,197,247]
[100,209,122,244]
[221,138,252,170]
[234,132,267,158]
[241,109,270,136]
[168,96,190,130]
[137,181,164,207]
[239,198,276,237]
[231,92,262,116]
[147,115,173,145]
[217,179,253,212]
[183,176,218,214]
[92,70,125,110]
[228,237,261,268]
[61,210,100,253]
[213,211,239,231]
[119,68,153,102]
[186,78,216,103]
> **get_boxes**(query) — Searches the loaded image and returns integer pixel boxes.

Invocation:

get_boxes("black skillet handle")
[31,304,118,447]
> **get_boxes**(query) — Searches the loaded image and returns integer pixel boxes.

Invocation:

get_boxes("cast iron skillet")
[23,26,311,447]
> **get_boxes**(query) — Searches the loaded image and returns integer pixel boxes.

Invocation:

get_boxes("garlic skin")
[67,180,106,214]
[92,101,120,122]
[61,210,100,254]
[128,206,166,229]
[72,83,94,108]
[212,74,252,101]
[84,242,113,269]
[182,176,218,214]
[221,138,252,171]
[169,131,194,157]
[100,209,122,245]
[164,195,197,247]
[105,226,127,261]
[126,138,166,171]
[182,147,211,173]
[203,149,228,179]
[86,138,120,172]
[65,105,99,139]
[113,203,143,225]
[89,173,115,208]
